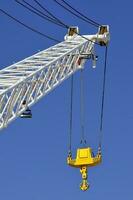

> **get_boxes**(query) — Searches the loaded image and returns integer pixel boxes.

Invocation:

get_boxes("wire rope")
[0,8,61,43]
[61,0,101,27]
[15,0,67,28]
[53,0,99,28]
[22,0,100,45]
[33,0,68,28]
[68,75,74,153]
[80,69,86,145]
[98,46,108,148]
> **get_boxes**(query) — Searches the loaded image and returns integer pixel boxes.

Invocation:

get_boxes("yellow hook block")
[67,147,102,191]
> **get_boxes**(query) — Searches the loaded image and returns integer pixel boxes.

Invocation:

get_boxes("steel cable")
[68,75,74,153]
[53,0,99,28]
[0,8,61,43]
[33,0,68,28]
[61,0,101,27]
[99,46,108,148]
[16,0,100,46]
[15,0,67,28]
[80,69,86,145]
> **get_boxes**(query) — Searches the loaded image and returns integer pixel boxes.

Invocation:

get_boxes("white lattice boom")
[0,27,109,130]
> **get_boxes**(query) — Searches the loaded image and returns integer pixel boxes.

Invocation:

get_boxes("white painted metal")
[0,29,109,130]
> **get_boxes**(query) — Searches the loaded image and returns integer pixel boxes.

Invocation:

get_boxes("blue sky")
[0,0,133,199]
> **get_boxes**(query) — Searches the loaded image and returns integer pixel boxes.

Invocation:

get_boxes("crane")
[0,26,109,130]
[0,25,110,190]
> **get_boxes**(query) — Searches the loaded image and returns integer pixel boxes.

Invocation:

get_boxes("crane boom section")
[0,36,93,130]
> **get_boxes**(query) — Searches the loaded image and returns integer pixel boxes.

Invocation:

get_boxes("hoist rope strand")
[68,75,74,153]
[80,69,86,145]
[99,46,108,148]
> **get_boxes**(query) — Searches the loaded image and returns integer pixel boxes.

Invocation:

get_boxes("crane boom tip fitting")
[64,26,79,40]
[97,25,110,46]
